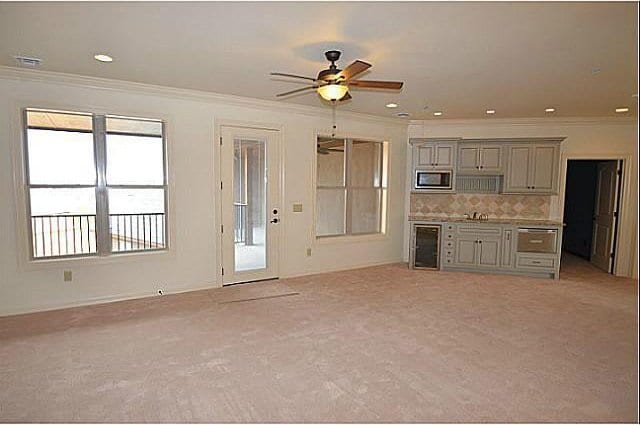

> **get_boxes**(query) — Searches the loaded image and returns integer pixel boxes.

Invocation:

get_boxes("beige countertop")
[408,215,563,226]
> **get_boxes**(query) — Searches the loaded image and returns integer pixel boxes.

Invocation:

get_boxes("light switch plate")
[63,270,72,282]
[293,203,303,213]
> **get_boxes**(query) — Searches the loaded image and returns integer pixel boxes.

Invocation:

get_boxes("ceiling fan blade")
[336,60,371,81]
[276,86,317,97]
[339,92,352,101]
[349,80,404,90]
[270,72,317,82]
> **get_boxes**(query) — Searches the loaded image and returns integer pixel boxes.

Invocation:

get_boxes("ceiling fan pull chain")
[331,100,337,138]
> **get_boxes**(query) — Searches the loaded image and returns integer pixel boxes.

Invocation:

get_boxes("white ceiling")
[0,1,637,119]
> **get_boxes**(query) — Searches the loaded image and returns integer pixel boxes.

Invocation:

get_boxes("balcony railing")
[31,213,165,258]
[31,214,97,258]
[234,202,247,244]
[110,213,165,252]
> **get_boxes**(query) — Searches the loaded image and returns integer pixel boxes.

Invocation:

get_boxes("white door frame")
[558,153,633,276]
[214,120,285,286]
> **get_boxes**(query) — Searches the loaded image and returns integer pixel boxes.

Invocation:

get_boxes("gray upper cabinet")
[411,139,457,169]
[458,145,480,174]
[415,144,435,167]
[530,145,558,192]
[504,142,560,194]
[457,143,503,174]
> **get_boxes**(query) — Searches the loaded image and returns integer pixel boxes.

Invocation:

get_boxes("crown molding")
[0,66,407,127]
[409,116,637,127]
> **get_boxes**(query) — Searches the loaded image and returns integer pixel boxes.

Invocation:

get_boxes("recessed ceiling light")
[545,108,556,113]
[385,103,398,108]
[94,54,113,63]
[615,107,629,113]
[433,111,443,116]
[396,112,410,118]
[486,109,496,115]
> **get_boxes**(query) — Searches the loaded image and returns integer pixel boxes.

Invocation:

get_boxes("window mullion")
[344,138,353,235]
[93,115,111,255]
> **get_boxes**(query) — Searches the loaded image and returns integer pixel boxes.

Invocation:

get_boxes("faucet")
[464,212,489,221]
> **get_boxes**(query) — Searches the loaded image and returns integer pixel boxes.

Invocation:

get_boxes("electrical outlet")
[63,270,72,282]
[293,203,303,213]
[306,248,312,257]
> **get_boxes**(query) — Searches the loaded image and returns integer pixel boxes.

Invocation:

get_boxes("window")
[24,109,167,259]
[316,136,387,237]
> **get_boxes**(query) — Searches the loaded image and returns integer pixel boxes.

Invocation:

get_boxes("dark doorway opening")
[562,159,623,274]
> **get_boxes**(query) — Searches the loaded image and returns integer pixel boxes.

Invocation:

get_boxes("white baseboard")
[0,281,221,317]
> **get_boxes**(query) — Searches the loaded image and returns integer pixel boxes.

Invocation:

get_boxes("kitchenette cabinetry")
[409,137,563,194]
[457,143,503,174]
[411,219,562,279]
[503,143,560,194]
[413,139,457,169]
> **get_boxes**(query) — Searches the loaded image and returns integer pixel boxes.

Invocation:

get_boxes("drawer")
[517,256,555,269]
[457,225,502,236]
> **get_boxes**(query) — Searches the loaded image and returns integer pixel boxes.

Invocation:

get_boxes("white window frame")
[22,108,169,260]
[315,136,388,239]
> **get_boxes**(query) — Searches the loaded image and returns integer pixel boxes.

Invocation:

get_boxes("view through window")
[25,109,167,259]
[316,137,387,237]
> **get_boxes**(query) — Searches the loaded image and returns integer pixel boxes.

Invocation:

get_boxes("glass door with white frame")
[220,126,281,284]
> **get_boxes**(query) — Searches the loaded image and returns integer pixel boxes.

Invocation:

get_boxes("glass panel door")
[220,126,280,284]
[233,138,267,272]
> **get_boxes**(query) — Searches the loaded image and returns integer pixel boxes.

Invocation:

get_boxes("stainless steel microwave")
[414,170,453,190]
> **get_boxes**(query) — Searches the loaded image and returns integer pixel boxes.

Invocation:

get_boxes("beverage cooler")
[410,224,441,269]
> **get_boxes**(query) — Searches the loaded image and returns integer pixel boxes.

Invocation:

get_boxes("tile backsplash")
[410,193,551,219]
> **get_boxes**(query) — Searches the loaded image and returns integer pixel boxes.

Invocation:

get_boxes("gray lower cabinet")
[414,220,561,278]
[502,229,514,267]
[455,237,477,265]
[453,236,501,267]
[477,238,500,267]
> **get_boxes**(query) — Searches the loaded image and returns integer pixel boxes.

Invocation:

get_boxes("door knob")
[270,218,279,224]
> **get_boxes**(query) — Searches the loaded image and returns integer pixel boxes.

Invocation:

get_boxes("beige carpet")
[0,254,637,422]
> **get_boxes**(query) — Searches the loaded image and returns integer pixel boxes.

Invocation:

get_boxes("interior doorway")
[562,159,623,274]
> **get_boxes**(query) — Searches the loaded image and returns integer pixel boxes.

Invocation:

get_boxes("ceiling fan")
[271,50,404,102]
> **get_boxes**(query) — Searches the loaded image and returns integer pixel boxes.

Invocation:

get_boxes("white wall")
[0,68,408,316]
[405,119,638,278]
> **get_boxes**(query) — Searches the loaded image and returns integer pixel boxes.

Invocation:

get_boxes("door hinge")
[221,224,224,233]
[613,211,618,218]
[617,169,622,176]
[610,252,615,259]
[220,181,223,190]
[219,136,223,146]
[221,267,224,276]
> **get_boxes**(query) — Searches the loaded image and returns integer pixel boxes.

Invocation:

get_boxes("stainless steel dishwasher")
[410,224,441,269]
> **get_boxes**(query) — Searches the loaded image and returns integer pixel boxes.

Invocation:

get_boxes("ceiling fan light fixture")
[317,83,349,101]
